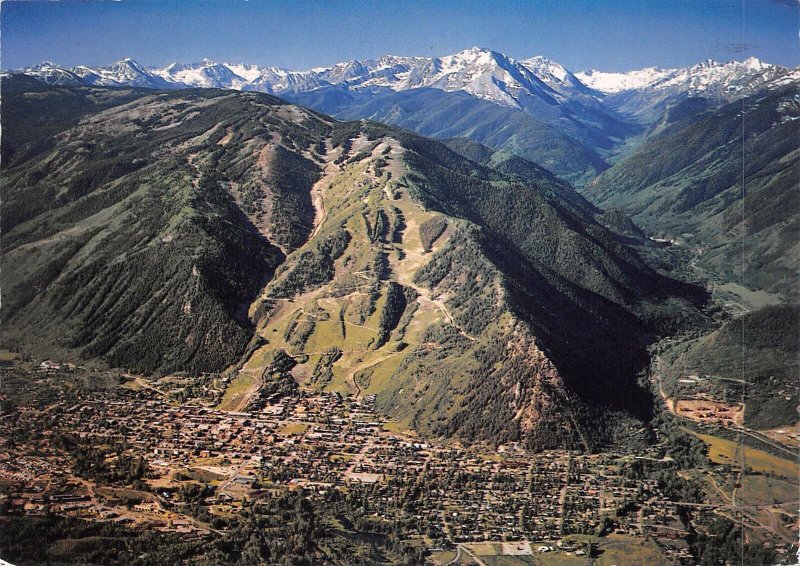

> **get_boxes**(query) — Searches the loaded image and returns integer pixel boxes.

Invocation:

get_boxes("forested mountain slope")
[588,86,800,300]
[2,77,707,449]
[1,76,321,374]
[442,137,613,220]
[661,304,799,429]
[286,87,615,184]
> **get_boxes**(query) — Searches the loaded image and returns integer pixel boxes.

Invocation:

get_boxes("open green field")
[475,557,538,566]
[382,419,412,433]
[465,542,503,556]
[693,431,799,479]
[184,467,228,482]
[428,550,457,565]
[715,282,783,312]
[457,536,670,566]
[217,371,258,411]
[596,535,670,565]
[738,474,799,506]
[462,543,537,565]
[0,350,20,362]
[278,422,309,436]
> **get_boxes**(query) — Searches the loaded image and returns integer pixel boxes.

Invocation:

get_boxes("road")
[344,350,402,399]
[308,160,339,241]
[445,546,463,565]
[458,545,488,566]
[217,459,251,494]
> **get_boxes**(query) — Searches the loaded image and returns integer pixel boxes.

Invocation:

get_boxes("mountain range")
[589,84,800,301]
[1,75,707,450]
[14,49,796,108]
[2,46,797,446]
[11,48,799,183]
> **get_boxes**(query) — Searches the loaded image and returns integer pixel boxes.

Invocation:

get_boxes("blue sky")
[2,0,797,71]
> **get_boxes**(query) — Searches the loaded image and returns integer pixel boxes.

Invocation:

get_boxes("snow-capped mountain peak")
[224,63,264,83]
[110,58,147,74]
[697,58,719,68]
[518,55,599,96]
[398,47,558,107]
[11,50,796,116]
[79,58,173,88]
[29,61,60,70]
[656,57,785,98]
[742,56,768,70]
[576,56,788,99]
[447,46,500,63]
[20,61,85,86]
[520,56,569,83]
[152,58,247,89]
[575,66,675,94]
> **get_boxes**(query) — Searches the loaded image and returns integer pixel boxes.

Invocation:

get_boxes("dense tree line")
[418,216,447,252]
[0,488,426,565]
[270,229,351,298]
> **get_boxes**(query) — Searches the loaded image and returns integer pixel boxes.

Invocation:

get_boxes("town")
[1,362,795,565]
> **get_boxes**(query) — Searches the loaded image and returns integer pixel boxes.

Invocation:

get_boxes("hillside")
[588,86,800,302]
[1,77,320,374]
[2,77,707,449]
[287,86,613,184]
[442,137,608,220]
[661,304,799,429]
[16,52,798,192]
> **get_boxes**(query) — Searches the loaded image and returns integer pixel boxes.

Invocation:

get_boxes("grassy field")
[463,543,580,566]
[428,550,457,565]
[278,422,309,436]
[120,379,143,391]
[476,557,538,566]
[739,474,799,506]
[0,350,20,362]
[184,467,228,482]
[382,419,412,433]
[692,431,799,479]
[536,556,587,566]
[466,542,502,556]
[596,535,670,565]
[463,543,537,565]
[192,456,225,466]
[360,352,405,394]
[456,536,671,566]
[217,371,258,411]
[715,282,783,312]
